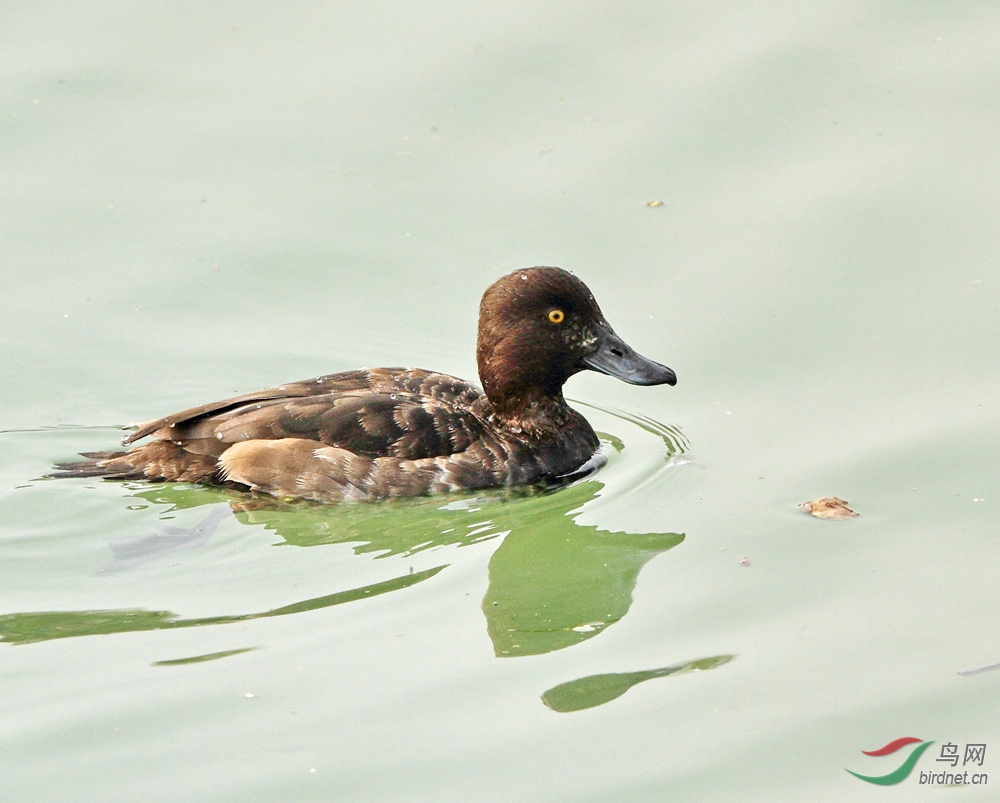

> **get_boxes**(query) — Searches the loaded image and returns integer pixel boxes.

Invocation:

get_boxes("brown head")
[476,267,676,417]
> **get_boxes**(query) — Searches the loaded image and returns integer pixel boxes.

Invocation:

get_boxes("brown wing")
[123,368,379,445]
[125,367,486,461]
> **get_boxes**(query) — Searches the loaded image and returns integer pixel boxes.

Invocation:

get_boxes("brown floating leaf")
[800,497,858,520]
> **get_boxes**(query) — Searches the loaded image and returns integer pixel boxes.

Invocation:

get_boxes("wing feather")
[122,369,486,462]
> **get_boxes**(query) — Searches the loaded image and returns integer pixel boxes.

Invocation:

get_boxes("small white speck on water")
[572,621,604,632]
[739,556,751,567]
[309,768,316,773]
[245,693,255,698]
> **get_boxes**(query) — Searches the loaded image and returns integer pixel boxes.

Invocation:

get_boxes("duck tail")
[51,442,221,484]
[51,451,138,479]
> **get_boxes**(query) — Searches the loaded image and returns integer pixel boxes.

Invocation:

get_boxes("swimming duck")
[55,267,676,501]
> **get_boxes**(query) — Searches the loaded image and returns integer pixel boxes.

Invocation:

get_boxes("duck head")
[476,267,676,417]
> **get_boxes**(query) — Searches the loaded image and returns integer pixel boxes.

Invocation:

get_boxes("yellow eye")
[548,309,565,324]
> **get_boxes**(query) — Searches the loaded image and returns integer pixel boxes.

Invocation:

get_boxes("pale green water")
[2,2,999,801]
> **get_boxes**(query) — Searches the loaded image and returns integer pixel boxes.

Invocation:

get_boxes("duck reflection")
[1,475,681,657]
[7,420,735,708]
[232,478,685,657]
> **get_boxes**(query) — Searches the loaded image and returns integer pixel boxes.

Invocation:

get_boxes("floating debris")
[738,556,751,567]
[646,200,664,207]
[800,497,858,520]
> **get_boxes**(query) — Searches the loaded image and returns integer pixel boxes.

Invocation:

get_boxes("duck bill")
[581,328,677,386]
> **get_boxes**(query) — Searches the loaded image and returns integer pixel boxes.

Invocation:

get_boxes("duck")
[54,266,676,502]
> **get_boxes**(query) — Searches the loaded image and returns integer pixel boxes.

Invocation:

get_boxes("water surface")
[2,2,998,801]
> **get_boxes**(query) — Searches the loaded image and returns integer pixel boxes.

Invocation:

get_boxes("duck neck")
[477,370,578,437]
[477,328,574,428]
[488,383,566,419]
